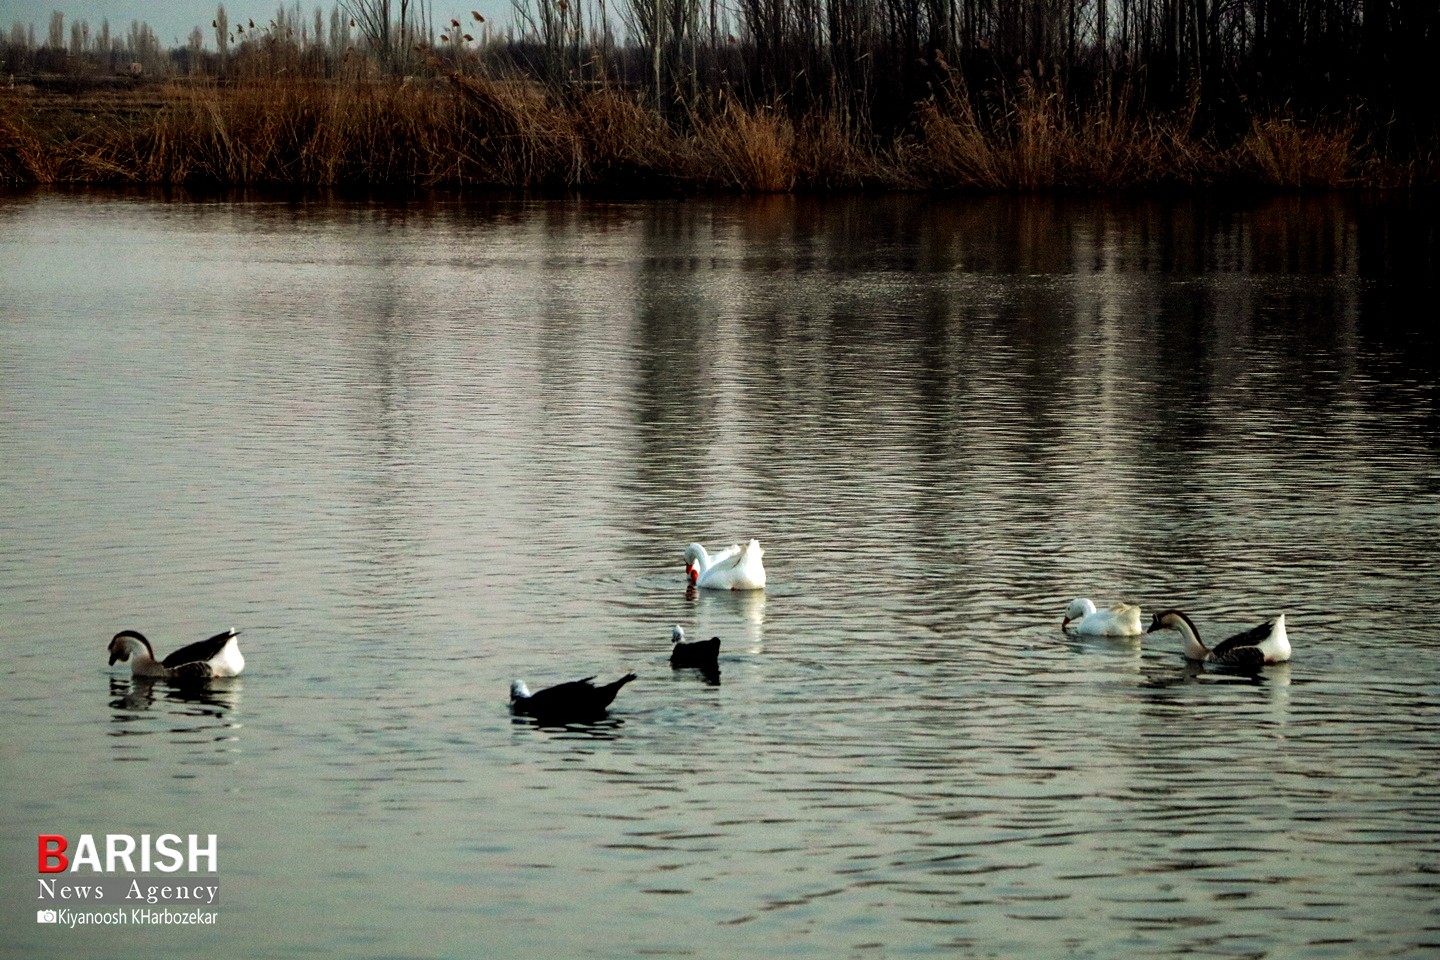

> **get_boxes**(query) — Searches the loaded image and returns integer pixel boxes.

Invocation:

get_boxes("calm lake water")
[2,189,1437,959]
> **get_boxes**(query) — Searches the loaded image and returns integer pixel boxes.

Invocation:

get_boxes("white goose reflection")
[688,585,766,653]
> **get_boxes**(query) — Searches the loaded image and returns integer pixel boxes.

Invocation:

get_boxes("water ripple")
[2,191,1438,960]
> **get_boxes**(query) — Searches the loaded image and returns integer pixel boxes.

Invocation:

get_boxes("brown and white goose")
[107,628,245,680]
[1146,610,1290,666]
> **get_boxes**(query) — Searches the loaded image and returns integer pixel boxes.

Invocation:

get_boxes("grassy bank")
[0,72,1430,192]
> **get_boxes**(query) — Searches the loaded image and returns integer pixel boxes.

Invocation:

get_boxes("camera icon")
[37,909,58,924]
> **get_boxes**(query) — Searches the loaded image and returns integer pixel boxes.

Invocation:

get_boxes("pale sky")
[0,0,515,48]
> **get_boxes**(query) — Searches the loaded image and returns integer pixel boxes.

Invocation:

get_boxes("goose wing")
[168,660,217,680]
[1208,644,1267,668]
[709,541,764,577]
[162,629,239,668]
[1210,618,1279,658]
[704,543,745,571]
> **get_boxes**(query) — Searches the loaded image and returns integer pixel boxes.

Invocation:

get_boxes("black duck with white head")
[107,628,245,680]
[509,673,637,723]
[669,626,720,668]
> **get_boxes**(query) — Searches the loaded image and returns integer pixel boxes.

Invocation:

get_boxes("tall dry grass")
[792,111,887,189]
[1240,117,1359,188]
[0,73,1387,191]
[0,93,56,182]
[65,78,464,185]
[448,75,585,186]
[2,0,1433,189]
[689,101,796,191]
[903,73,1234,190]
[567,88,679,187]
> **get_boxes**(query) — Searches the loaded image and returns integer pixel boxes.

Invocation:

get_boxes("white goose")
[1062,598,1143,636]
[1147,610,1291,666]
[107,628,245,680]
[684,539,766,591]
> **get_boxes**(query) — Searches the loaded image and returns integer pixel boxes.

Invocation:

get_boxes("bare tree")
[339,0,430,69]
[215,3,230,71]
[47,11,64,50]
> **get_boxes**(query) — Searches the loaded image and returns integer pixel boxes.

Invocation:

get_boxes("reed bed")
[0,93,57,182]
[1239,117,1362,188]
[0,74,1410,191]
[3,0,1434,192]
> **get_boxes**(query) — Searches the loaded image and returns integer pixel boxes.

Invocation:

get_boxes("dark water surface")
[2,190,1437,959]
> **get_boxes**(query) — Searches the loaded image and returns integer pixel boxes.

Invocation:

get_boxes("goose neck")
[1169,612,1209,659]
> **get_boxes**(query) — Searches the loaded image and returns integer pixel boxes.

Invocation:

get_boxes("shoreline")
[3,73,1434,193]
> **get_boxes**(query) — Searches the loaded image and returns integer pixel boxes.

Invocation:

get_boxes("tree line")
[3,0,1436,154]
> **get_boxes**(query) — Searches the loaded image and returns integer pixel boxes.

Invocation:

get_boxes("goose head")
[1062,598,1097,629]
[1147,610,1183,634]
[683,544,708,583]
[1147,609,1208,659]
[108,630,154,666]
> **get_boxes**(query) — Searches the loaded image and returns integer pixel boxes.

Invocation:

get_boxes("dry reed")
[905,73,1228,190]
[791,111,884,189]
[1240,116,1359,188]
[0,93,56,181]
[689,100,796,191]
[568,89,679,188]
[0,74,1393,192]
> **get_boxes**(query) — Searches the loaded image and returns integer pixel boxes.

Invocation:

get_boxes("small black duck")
[669,625,720,669]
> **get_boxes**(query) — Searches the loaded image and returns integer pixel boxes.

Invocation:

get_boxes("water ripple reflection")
[0,191,1437,959]
[106,677,245,764]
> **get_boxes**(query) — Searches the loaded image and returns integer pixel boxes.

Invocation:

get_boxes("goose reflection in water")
[108,675,243,723]
[672,663,721,686]
[1139,658,1294,690]
[1061,631,1144,659]
[688,587,766,655]
[509,714,626,740]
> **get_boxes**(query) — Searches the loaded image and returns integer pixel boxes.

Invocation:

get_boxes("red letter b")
[38,835,68,873]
